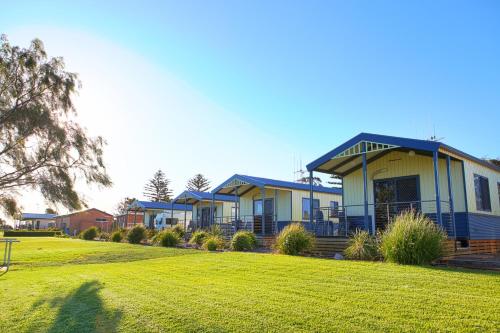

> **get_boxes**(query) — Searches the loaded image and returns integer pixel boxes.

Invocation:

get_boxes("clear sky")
[1,1,499,216]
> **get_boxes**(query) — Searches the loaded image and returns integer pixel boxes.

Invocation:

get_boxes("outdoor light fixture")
[408,150,416,157]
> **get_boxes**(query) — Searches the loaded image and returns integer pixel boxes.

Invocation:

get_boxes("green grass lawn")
[1,238,499,332]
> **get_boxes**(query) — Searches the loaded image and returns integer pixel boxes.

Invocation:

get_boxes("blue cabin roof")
[21,213,57,220]
[307,132,500,175]
[212,174,342,195]
[129,200,192,211]
[172,191,237,204]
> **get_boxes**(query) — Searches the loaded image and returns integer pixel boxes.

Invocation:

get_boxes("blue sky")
[1,1,499,213]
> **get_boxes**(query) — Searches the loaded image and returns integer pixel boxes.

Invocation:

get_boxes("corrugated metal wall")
[343,150,466,217]
[239,187,342,221]
[463,159,500,216]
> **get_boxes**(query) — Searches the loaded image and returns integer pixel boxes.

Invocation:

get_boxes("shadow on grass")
[33,280,122,333]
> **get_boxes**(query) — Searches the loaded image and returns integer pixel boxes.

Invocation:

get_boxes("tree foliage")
[115,196,136,215]
[0,35,111,215]
[327,174,342,188]
[45,207,57,214]
[143,169,171,202]
[297,176,322,186]
[186,173,210,192]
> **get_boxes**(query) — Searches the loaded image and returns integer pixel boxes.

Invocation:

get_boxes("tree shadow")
[36,280,122,333]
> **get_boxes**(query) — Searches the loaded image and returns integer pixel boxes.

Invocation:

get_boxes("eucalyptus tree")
[0,35,111,215]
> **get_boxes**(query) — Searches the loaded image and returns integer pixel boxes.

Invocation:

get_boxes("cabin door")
[374,176,419,230]
[253,199,274,235]
[201,207,211,228]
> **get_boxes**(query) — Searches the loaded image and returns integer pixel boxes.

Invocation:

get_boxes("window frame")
[497,182,500,207]
[473,174,492,212]
[302,197,320,220]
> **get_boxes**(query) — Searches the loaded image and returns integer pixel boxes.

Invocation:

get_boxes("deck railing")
[311,199,455,237]
[189,215,278,236]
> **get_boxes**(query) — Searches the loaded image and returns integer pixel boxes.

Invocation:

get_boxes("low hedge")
[3,231,61,237]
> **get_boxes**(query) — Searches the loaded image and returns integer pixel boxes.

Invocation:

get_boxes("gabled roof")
[307,132,500,174]
[172,191,237,204]
[129,200,192,211]
[212,174,342,195]
[21,213,57,220]
[56,208,114,218]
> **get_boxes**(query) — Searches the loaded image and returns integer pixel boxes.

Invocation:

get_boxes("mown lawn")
[0,238,499,332]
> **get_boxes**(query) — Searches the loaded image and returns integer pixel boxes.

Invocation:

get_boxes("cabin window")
[302,198,319,220]
[474,174,491,211]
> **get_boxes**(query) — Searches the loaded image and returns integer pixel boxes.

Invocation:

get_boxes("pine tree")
[144,170,172,202]
[297,176,323,186]
[328,174,343,188]
[186,174,211,192]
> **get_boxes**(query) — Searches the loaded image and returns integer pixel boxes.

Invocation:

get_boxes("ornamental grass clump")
[127,225,146,244]
[172,225,186,239]
[189,230,209,247]
[380,211,447,265]
[203,236,225,251]
[274,223,315,255]
[231,231,257,251]
[344,230,379,261]
[157,230,181,247]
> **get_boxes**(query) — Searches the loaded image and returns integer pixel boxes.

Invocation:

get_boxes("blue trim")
[131,200,192,211]
[21,213,57,220]
[446,155,456,238]
[309,171,314,224]
[307,132,500,173]
[433,151,442,226]
[440,143,500,173]
[362,142,370,233]
[468,213,500,240]
[460,160,470,239]
[307,133,441,172]
[261,187,266,235]
[173,190,236,203]
[212,174,342,195]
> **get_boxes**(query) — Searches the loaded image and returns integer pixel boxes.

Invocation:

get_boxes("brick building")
[55,208,114,235]
[115,211,144,229]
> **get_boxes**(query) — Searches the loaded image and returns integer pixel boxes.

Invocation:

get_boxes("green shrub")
[111,231,123,243]
[203,236,225,251]
[81,227,98,240]
[127,225,146,244]
[275,223,315,255]
[157,230,181,247]
[344,230,379,260]
[172,225,186,238]
[189,231,209,247]
[380,211,447,265]
[231,231,257,251]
